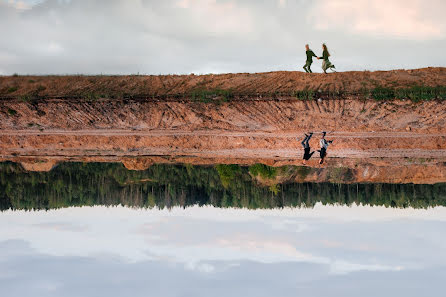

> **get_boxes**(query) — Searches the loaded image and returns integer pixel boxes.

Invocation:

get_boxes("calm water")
[1,162,446,297]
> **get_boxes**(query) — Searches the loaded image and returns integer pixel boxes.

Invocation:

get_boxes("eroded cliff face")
[1,69,445,184]
[1,98,446,133]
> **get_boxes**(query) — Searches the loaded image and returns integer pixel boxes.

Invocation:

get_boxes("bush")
[372,87,394,100]
[294,89,314,100]
[20,95,31,102]
[295,166,312,180]
[372,85,446,101]
[249,164,277,179]
[7,108,17,116]
[215,164,241,188]
[36,85,46,92]
[190,89,234,103]
[7,87,18,93]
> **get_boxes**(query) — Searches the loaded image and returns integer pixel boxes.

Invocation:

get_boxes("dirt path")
[1,129,446,159]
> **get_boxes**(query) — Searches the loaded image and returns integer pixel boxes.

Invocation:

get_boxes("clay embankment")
[1,68,446,183]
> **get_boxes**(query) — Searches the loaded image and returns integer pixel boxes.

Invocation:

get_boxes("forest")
[1,162,445,211]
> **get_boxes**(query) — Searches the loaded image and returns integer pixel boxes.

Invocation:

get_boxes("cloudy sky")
[0,0,445,74]
[1,205,446,296]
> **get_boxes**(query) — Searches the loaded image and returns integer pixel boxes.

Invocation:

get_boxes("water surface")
[1,162,445,297]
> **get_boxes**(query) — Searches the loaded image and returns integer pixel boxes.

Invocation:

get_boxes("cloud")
[0,240,445,297]
[309,0,445,40]
[3,0,31,9]
[330,260,403,275]
[0,0,445,74]
[1,205,446,296]
[33,222,87,232]
[185,261,216,273]
[172,0,255,37]
[278,0,286,8]
[3,205,446,278]
[45,41,63,54]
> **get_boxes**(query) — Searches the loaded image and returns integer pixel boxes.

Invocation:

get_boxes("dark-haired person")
[303,44,317,73]
[301,132,315,165]
[318,131,333,165]
[318,43,336,74]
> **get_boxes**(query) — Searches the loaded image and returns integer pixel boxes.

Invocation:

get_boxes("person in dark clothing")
[303,44,317,73]
[301,132,315,165]
[318,131,334,164]
[318,43,336,74]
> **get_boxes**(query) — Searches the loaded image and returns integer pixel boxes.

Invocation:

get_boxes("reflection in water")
[1,205,446,297]
[1,162,445,210]
[1,162,446,296]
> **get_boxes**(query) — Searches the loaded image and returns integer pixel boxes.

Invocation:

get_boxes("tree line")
[1,162,445,211]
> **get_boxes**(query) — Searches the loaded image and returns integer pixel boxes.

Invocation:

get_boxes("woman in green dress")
[318,43,336,73]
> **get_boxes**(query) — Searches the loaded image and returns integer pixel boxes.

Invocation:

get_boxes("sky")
[1,205,446,297]
[0,0,445,75]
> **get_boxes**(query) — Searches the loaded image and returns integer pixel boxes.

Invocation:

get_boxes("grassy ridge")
[188,86,446,102]
[293,86,446,101]
[370,86,446,101]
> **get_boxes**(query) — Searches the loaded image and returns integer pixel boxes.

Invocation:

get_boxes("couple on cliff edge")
[303,43,336,74]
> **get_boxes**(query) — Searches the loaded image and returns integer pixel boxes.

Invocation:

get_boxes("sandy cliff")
[1,68,446,183]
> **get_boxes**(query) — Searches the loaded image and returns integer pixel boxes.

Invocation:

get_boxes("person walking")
[303,44,317,73]
[318,131,333,164]
[301,132,315,165]
[318,43,336,74]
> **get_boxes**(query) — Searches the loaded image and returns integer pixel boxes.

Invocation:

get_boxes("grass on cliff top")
[183,86,446,102]
[292,85,446,102]
[85,85,445,102]
[190,89,234,103]
[369,86,446,101]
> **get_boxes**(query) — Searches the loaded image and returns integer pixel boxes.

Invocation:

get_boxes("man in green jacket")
[303,44,317,73]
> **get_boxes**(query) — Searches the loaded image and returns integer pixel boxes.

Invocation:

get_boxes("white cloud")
[185,261,215,273]
[330,260,404,275]
[0,240,445,297]
[173,0,254,35]
[309,0,445,40]
[45,41,63,54]
[0,0,445,74]
[1,205,446,296]
[4,0,31,9]
[1,205,446,274]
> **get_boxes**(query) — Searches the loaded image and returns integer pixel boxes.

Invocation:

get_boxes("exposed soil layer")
[2,99,446,133]
[1,69,446,184]
[1,67,445,98]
